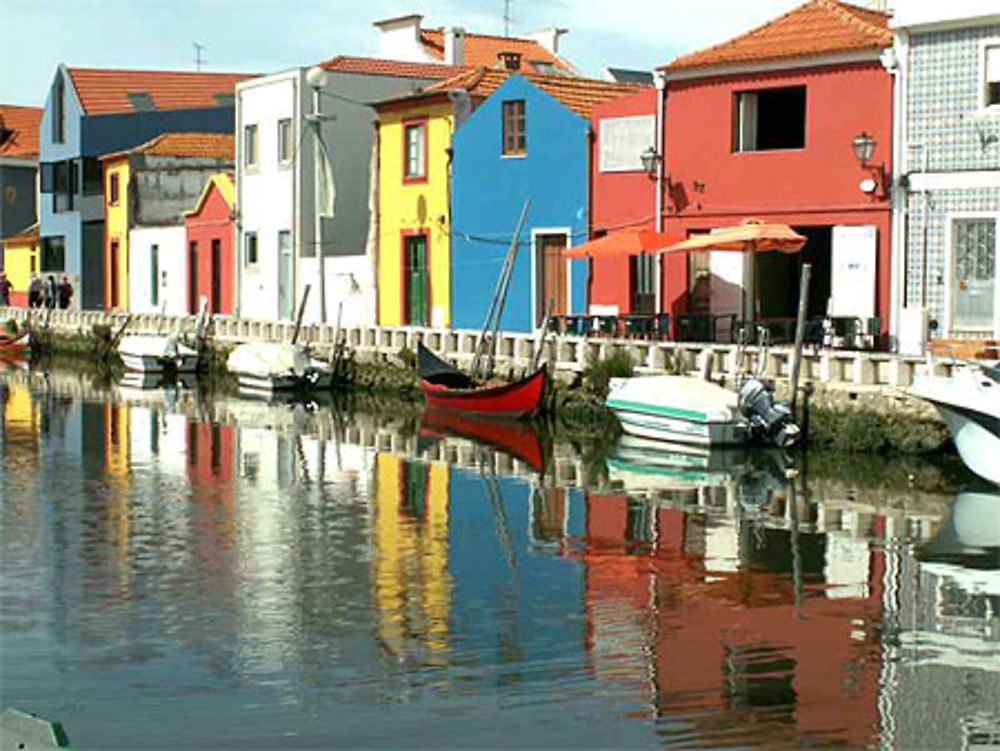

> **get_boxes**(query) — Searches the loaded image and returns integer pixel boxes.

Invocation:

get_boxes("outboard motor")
[737,377,801,448]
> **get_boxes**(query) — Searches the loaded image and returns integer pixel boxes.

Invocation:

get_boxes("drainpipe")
[654,70,667,315]
[886,33,907,350]
[586,125,595,311]
[234,88,243,317]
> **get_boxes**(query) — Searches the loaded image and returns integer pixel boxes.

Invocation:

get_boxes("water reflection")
[1,368,998,749]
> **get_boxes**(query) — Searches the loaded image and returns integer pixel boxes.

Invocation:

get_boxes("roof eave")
[659,48,887,82]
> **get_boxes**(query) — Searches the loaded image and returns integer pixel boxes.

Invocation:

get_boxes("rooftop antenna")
[503,0,512,36]
[193,42,206,72]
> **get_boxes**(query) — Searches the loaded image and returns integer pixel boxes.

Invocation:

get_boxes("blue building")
[38,65,252,308]
[450,71,638,332]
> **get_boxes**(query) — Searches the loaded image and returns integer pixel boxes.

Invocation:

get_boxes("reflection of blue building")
[447,467,587,671]
[38,65,247,308]
[450,74,637,332]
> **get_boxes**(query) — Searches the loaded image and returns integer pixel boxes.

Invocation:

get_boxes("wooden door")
[404,234,429,326]
[188,241,199,315]
[536,233,567,325]
[211,239,222,314]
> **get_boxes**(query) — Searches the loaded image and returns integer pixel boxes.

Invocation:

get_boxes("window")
[403,121,427,180]
[244,231,258,266]
[278,118,293,164]
[109,173,120,205]
[985,43,1000,108]
[41,236,65,272]
[951,217,996,332]
[40,163,55,193]
[53,161,72,213]
[733,86,806,152]
[51,74,65,144]
[82,158,102,195]
[150,244,159,307]
[630,253,656,314]
[244,124,258,168]
[502,100,526,156]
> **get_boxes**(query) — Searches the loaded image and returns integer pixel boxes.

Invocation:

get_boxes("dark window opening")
[41,236,65,272]
[40,163,55,193]
[733,86,806,152]
[82,158,102,195]
[53,160,72,212]
[109,173,120,205]
[52,74,65,144]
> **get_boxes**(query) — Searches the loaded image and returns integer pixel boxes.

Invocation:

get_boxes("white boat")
[117,334,199,374]
[227,341,331,394]
[606,375,799,448]
[910,362,1000,484]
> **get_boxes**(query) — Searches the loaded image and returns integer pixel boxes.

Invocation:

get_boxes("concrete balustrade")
[2,306,950,392]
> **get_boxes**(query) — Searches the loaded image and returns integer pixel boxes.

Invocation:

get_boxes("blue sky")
[0,0,804,106]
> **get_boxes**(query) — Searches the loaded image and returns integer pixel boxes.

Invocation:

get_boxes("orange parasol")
[564,226,684,259]
[661,219,806,255]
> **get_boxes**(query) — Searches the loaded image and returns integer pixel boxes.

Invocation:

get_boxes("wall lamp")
[851,131,887,196]
[640,146,662,181]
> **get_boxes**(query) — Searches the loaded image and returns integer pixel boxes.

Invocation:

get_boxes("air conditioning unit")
[898,306,928,356]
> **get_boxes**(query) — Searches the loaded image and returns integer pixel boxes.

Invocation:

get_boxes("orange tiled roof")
[102,132,235,161]
[67,68,254,115]
[0,104,42,159]
[318,56,467,80]
[425,68,639,118]
[3,222,39,245]
[420,29,575,73]
[661,0,891,73]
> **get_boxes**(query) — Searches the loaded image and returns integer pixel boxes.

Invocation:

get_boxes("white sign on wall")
[598,115,655,173]
[830,225,877,319]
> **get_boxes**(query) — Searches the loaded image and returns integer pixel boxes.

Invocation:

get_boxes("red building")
[658,0,894,338]
[184,173,236,315]
[588,88,660,316]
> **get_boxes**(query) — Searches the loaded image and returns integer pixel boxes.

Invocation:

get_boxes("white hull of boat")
[911,365,1000,485]
[120,352,199,374]
[607,375,749,447]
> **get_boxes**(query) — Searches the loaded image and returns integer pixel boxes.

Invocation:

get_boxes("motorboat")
[910,362,1000,484]
[417,343,548,418]
[227,341,331,394]
[606,374,799,448]
[117,334,199,374]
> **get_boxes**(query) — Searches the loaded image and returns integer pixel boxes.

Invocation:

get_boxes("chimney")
[528,27,568,56]
[372,14,428,62]
[497,51,522,70]
[444,26,466,65]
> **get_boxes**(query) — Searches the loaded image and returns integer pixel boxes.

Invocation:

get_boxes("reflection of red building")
[583,492,884,746]
[184,173,236,315]
[186,420,236,486]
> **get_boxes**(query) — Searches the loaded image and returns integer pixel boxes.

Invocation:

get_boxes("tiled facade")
[900,22,1000,340]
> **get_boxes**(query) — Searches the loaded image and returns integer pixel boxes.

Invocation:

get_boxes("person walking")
[0,271,11,306]
[58,275,73,309]
[28,274,42,308]
[43,274,57,309]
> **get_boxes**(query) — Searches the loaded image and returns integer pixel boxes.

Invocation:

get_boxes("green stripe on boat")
[607,398,709,422]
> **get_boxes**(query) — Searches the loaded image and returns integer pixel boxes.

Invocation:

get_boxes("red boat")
[417,343,548,418]
[0,331,31,359]
[419,407,548,472]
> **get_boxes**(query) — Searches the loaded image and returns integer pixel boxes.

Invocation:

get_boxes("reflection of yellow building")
[103,402,132,589]
[374,453,452,659]
[3,380,40,460]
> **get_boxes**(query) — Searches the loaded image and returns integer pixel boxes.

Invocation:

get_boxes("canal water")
[2,365,998,749]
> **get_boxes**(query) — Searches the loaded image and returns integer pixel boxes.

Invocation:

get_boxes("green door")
[405,234,428,326]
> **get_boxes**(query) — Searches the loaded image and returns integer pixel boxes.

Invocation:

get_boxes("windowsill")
[244,165,260,174]
[973,105,1000,118]
[278,160,293,169]
[501,153,527,159]
[244,263,259,272]
[402,175,428,184]
[732,147,806,155]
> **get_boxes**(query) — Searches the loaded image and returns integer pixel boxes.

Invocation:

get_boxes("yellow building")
[102,155,130,310]
[375,95,457,327]
[2,223,40,307]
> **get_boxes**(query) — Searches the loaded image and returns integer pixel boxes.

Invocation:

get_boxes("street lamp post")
[306,65,332,324]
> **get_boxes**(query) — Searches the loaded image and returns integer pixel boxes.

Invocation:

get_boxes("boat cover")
[417,343,474,388]
[227,342,310,378]
[607,375,739,423]
[118,335,195,360]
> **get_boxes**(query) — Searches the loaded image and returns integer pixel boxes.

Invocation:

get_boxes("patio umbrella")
[660,220,808,327]
[661,220,806,255]
[564,226,684,258]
